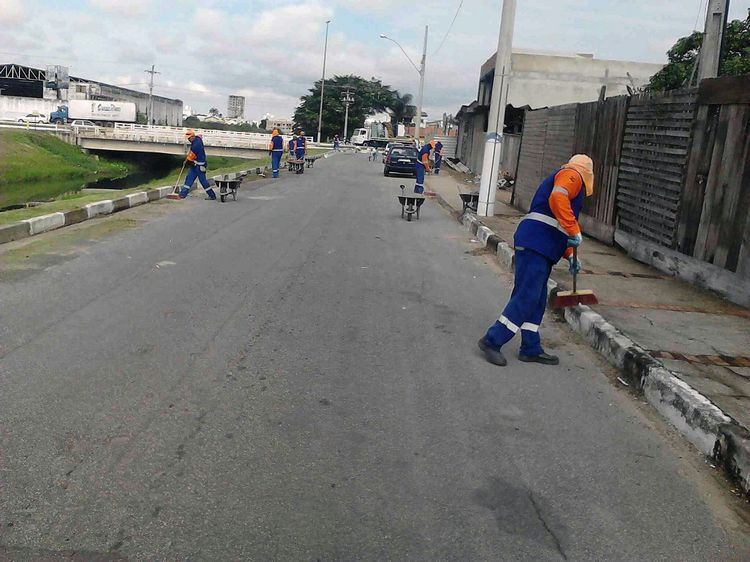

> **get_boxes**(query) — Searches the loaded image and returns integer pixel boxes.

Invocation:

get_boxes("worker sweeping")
[477,154,595,367]
[268,128,284,178]
[179,129,217,200]
[295,130,307,167]
[434,140,443,174]
[414,140,435,194]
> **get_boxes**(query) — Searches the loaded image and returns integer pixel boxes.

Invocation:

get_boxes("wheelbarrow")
[214,172,246,202]
[398,185,425,222]
[458,189,479,212]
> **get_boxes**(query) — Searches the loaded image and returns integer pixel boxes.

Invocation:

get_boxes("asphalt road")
[1,153,748,561]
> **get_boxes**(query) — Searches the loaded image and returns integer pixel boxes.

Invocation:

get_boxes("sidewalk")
[427,169,750,496]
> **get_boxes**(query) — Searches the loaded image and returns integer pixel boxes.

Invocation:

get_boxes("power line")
[432,0,464,56]
[694,0,707,31]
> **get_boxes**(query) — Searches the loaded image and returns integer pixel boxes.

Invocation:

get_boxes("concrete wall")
[0,96,60,121]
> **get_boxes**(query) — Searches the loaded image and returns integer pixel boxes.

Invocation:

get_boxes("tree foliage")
[293,75,415,140]
[648,12,750,92]
[184,116,266,133]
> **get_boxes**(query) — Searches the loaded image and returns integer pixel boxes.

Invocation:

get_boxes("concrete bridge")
[75,124,314,158]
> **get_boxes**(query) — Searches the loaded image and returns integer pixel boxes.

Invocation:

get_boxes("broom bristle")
[550,289,599,309]
[165,193,181,200]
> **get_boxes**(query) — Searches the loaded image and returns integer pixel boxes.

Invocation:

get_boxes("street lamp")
[317,20,331,144]
[380,26,428,143]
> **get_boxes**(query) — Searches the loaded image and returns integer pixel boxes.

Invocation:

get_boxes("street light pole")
[415,25,428,143]
[316,20,331,144]
[477,0,516,217]
[341,88,354,141]
[379,26,428,143]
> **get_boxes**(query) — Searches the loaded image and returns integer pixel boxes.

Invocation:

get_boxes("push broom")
[166,159,187,200]
[550,247,599,308]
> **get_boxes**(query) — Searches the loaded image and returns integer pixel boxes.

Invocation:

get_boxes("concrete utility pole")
[379,26,428,143]
[341,88,354,141]
[477,0,516,217]
[144,65,160,126]
[317,20,331,144]
[697,0,730,81]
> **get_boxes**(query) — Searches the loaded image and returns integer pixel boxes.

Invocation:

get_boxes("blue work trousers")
[415,162,425,194]
[484,248,553,357]
[182,165,213,195]
[271,150,283,178]
[434,154,443,174]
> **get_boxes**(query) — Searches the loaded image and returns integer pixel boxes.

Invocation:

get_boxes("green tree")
[648,11,750,91]
[293,75,413,140]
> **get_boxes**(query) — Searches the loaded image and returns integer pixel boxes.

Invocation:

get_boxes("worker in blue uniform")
[477,154,595,367]
[288,136,296,158]
[414,140,435,194]
[295,130,307,174]
[268,128,284,178]
[434,140,443,174]
[179,129,216,200]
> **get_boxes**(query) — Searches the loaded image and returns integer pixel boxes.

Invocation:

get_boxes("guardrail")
[0,121,68,132]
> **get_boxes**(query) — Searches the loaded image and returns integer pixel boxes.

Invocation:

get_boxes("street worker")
[268,128,285,178]
[434,140,443,174]
[295,130,307,169]
[288,136,296,160]
[333,134,340,150]
[179,129,217,200]
[414,139,436,194]
[477,154,595,367]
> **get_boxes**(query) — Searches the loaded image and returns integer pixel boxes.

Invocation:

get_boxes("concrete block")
[147,188,162,201]
[85,200,114,219]
[715,424,750,496]
[127,192,148,207]
[112,196,130,213]
[0,221,31,245]
[63,207,88,226]
[155,186,173,198]
[496,242,515,270]
[476,225,493,246]
[23,212,65,235]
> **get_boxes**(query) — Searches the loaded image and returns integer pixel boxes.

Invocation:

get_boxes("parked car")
[70,119,98,132]
[17,112,48,124]
[383,145,418,177]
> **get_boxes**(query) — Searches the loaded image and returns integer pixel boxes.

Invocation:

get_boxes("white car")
[70,119,98,131]
[17,112,48,124]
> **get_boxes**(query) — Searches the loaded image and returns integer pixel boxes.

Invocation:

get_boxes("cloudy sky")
[1,0,749,121]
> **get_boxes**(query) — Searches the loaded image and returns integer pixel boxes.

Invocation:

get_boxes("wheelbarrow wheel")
[407,212,412,222]
[220,194,226,202]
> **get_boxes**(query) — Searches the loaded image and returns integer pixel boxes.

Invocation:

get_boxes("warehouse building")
[0,63,183,126]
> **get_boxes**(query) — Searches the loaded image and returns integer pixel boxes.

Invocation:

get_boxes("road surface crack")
[528,490,567,560]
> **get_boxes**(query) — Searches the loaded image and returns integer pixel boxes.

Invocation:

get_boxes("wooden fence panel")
[616,89,697,247]
[541,104,577,175]
[574,96,630,243]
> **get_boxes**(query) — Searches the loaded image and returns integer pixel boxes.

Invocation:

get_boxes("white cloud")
[0,0,24,25]
[88,0,150,17]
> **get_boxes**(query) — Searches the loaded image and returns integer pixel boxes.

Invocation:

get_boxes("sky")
[1,0,749,121]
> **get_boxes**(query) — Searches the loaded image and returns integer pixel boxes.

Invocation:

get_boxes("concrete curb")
[434,191,750,497]
[0,165,274,247]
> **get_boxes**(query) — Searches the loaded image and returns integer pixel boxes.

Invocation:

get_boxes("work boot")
[478,337,507,367]
[205,188,217,201]
[518,352,559,365]
[178,186,190,199]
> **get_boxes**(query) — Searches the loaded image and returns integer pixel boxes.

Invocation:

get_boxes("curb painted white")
[155,186,173,198]
[126,192,149,207]
[23,212,65,235]
[450,204,748,488]
[85,200,114,219]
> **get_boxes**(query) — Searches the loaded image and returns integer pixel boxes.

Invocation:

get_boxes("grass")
[0,130,130,208]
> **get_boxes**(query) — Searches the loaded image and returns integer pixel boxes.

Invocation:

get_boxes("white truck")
[49,100,137,126]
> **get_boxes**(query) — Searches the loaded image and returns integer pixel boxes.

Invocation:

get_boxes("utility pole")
[317,20,331,144]
[696,0,730,82]
[414,25,428,143]
[341,88,354,141]
[477,0,516,217]
[144,64,160,126]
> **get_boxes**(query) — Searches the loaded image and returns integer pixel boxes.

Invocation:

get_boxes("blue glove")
[567,233,583,247]
[567,256,582,274]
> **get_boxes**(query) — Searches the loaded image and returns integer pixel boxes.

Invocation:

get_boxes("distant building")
[266,118,294,135]
[227,95,245,120]
[0,63,183,126]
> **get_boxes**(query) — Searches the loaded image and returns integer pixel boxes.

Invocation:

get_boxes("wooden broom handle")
[573,246,578,293]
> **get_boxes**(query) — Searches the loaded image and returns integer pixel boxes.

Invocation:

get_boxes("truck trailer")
[50,100,137,126]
